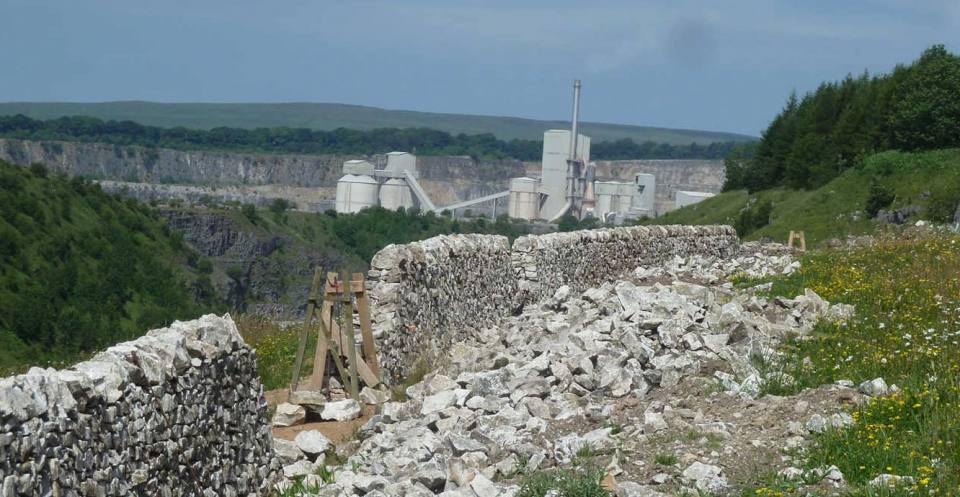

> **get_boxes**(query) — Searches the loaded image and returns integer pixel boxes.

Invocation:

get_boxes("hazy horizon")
[1,0,957,136]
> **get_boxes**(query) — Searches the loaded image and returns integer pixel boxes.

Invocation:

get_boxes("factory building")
[335,151,508,216]
[506,81,659,224]
[539,129,591,221]
[334,80,677,224]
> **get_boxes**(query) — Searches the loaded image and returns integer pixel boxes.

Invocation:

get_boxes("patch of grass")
[516,467,610,497]
[273,478,322,497]
[236,315,312,390]
[390,356,433,401]
[755,233,960,495]
[654,453,678,466]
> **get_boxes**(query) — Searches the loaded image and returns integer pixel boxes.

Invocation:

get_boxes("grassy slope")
[747,234,960,496]
[647,149,960,246]
[0,101,756,145]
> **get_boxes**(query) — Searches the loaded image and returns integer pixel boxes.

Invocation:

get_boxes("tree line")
[0,114,744,161]
[724,45,960,191]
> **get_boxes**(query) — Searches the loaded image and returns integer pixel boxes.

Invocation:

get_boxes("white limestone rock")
[272,403,306,427]
[321,399,361,421]
[295,430,333,456]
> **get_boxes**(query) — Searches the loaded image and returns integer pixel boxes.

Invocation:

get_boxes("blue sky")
[0,0,956,136]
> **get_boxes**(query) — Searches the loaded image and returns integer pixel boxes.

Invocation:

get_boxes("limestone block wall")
[0,314,277,497]
[368,235,517,379]
[368,225,739,378]
[513,225,740,302]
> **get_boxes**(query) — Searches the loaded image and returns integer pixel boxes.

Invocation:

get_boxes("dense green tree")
[0,160,218,373]
[724,45,960,192]
[888,45,960,150]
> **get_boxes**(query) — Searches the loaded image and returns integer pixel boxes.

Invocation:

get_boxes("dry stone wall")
[513,225,740,302]
[368,235,517,380]
[368,225,739,378]
[0,314,278,497]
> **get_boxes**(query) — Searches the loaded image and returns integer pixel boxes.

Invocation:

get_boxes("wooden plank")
[290,268,323,392]
[353,272,380,377]
[341,272,360,400]
[324,272,343,347]
[316,315,350,392]
[307,278,330,390]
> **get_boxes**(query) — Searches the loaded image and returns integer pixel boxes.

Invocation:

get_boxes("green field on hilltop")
[645,149,960,246]
[0,101,755,146]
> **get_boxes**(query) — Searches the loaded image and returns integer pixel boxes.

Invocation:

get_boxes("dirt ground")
[527,375,861,494]
[266,388,377,445]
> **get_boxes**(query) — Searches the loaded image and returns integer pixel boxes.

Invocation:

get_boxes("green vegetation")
[747,233,960,496]
[234,315,311,390]
[0,101,756,145]
[733,198,773,237]
[0,160,219,374]
[322,207,533,262]
[517,467,610,497]
[654,453,679,466]
[0,114,743,161]
[725,45,960,192]
[646,149,960,246]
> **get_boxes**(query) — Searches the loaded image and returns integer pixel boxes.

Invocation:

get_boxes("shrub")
[734,199,773,237]
[926,182,960,223]
[242,203,259,224]
[864,181,895,218]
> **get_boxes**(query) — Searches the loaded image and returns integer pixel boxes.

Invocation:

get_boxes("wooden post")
[341,272,360,399]
[353,272,380,377]
[323,273,343,347]
[290,268,323,392]
[316,314,351,391]
[788,230,807,252]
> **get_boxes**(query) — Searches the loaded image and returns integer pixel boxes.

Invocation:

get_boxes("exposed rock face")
[0,314,278,497]
[159,208,349,317]
[0,139,727,217]
[0,139,523,211]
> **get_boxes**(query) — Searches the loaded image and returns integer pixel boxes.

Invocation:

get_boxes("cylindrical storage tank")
[335,174,356,213]
[379,178,414,211]
[508,177,540,220]
[336,174,379,213]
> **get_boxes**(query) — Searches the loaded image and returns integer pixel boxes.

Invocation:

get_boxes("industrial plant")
[334,80,715,223]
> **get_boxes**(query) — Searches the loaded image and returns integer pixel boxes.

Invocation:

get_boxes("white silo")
[508,177,540,220]
[380,178,414,211]
[335,174,379,213]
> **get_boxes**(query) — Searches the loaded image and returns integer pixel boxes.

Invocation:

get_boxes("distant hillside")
[0,101,756,145]
[645,149,960,245]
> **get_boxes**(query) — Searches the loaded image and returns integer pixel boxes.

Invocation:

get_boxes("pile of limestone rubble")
[272,245,874,497]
